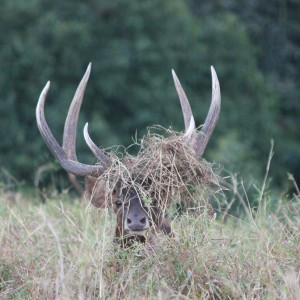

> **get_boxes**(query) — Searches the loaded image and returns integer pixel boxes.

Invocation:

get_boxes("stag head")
[36,63,221,245]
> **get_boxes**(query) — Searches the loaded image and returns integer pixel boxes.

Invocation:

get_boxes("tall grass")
[0,180,299,299]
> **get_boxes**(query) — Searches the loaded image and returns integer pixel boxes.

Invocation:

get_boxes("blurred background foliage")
[0,0,299,193]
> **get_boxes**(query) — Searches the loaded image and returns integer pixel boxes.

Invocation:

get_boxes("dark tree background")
[0,0,299,195]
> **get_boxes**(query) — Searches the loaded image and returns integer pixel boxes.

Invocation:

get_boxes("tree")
[0,0,284,192]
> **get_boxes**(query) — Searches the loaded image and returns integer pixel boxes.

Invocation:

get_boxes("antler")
[37,64,220,176]
[36,64,108,176]
[83,123,110,165]
[172,69,196,139]
[172,66,221,156]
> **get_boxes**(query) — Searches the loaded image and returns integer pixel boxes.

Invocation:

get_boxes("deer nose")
[126,216,148,231]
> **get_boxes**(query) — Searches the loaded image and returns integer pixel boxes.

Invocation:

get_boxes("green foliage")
[0,0,299,195]
[236,0,300,186]
[189,0,300,185]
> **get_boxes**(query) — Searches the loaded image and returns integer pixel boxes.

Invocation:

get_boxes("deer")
[36,63,221,246]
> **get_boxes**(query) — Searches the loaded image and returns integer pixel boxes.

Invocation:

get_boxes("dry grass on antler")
[98,127,220,211]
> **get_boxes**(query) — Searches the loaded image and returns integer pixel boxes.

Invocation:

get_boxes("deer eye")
[115,201,122,208]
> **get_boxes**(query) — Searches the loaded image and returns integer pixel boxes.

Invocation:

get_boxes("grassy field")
[0,183,299,299]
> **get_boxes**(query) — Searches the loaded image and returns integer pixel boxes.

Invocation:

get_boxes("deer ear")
[84,175,113,208]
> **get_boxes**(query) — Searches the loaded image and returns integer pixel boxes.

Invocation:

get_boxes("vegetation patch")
[0,188,299,298]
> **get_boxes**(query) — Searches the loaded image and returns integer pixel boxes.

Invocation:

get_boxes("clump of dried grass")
[98,127,220,211]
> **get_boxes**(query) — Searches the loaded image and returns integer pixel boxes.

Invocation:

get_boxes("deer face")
[85,175,164,241]
[118,186,149,233]
[36,63,221,244]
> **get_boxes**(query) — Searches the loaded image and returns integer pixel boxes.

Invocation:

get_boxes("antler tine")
[195,66,221,156]
[36,74,104,177]
[172,69,196,138]
[62,63,91,161]
[83,123,110,167]
[62,64,111,168]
